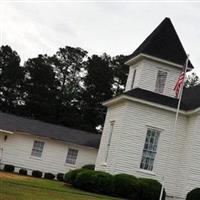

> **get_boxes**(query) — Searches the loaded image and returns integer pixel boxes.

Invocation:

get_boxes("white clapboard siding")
[182,114,200,195]
[96,99,188,199]
[125,59,181,98]
[125,61,143,91]
[95,102,127,173]
[0,133,98,175]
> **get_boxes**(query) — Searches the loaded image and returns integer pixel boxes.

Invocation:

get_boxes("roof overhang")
[125,53,186,70]
[0,129,13,134]
[13,131,99,150]
[104,94,200,116]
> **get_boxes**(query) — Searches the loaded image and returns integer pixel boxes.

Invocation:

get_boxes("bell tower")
[125,18,193,98]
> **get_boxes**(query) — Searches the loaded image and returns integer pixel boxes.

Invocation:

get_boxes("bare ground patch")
[0,171,30,180]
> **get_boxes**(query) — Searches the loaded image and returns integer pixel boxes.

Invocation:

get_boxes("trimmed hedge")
[95,171,114,195]
[3,164,15,172]
[19,168,27,176]
[64,169,84,184]
[32,170,42,178]
[74,170,114,195]
[44,172,55,180]
[74,170,97,192]
[138,178,165,200]
[186,188,200,200]
[65,169,165,200]
[57,173,64,181]
[82,164,95,170]
[113,173,139,200]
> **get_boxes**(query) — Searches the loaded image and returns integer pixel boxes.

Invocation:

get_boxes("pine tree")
[0,45,24,112]
[24,54,58,121]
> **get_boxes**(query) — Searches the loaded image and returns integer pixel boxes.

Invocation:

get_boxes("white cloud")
[1,1,200,75]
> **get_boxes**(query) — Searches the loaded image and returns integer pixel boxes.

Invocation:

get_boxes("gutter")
[103,95,200,116]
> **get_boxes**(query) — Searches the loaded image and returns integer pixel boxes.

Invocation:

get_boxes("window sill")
[29,156,42,161]
[101,162,107,167]
[64,163,76,168]
[137,169,156,176]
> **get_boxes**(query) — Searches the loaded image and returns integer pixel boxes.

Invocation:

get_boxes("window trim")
[65,148,79,165]
[155,70,167,94]
[131,69,137,89]
[31,140,45,158]
[104,120,115,163]
[140,127,161,171]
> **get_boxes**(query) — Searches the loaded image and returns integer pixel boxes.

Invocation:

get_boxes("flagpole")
[159,54,189,200]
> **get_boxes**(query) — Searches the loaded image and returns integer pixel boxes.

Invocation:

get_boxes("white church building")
[1,17,200,200]
[95,18,200,200]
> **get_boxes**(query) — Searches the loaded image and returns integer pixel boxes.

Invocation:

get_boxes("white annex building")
[95,18,200,200]
[0,112,100,175]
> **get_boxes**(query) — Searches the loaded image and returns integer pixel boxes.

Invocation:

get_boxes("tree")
[24,54,58,121]
[185,72,200,88]
[48,46,88,128]
[0,44,129,133]
[81,54,114,132]
[0,45,24,112]
[111,55,129,95]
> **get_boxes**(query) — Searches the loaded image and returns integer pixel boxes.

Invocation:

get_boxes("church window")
[140,128,160,171]
[31,140,44,158]
[155,70,167,93]
[66,148,78,165]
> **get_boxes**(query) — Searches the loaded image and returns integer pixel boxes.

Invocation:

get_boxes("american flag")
[173,71,185,98]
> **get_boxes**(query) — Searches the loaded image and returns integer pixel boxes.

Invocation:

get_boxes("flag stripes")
[173,72,185,98]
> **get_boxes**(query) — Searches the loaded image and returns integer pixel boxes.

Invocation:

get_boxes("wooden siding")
[183,114,200,195]
[95,102,127,173]
[125,61,143,91]
[0,133,97,175]
[96,100,189,199]
[125,59,181,98]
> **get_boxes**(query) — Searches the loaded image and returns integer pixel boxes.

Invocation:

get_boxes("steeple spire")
[128,17,193,69]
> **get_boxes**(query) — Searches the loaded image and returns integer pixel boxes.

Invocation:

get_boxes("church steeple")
[127,17,193,69]
[125,18,194,98]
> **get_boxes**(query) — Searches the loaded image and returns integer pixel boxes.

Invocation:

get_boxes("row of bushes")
[187,188,200,200]
[3,164,64,181]
[64,169,166,200]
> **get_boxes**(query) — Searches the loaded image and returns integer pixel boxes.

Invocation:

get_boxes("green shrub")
[113,173,139,200]
[138,178,165,200]
[19,168,27,176]
[74,170,97,192]
[64,169,165,200]
[186,188,200,200]
[3,164,15,172]
[82,164,95,170]
[57,173,64,181]
[44,172,55,180]
[95,171,114,195]
[32,170,42,178]
[64,169,84,184]
[74,170,114,195]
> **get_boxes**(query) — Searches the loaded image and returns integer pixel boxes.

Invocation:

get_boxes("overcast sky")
[1,1,200,75]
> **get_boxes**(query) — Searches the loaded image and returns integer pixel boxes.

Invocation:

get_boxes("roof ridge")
[127,17,193,69]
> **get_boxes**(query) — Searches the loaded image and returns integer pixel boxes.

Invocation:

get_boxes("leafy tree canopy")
[0,45,128,133]
[0,45,24,112]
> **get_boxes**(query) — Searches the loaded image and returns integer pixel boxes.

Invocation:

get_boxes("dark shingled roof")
[124,87,200,111]
[127,18,193,69]
[0,112,101,149]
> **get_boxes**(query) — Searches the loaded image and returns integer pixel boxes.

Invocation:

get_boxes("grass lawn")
[0,172,120,200]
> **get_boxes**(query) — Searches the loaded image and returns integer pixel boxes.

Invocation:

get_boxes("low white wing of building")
[0,111,100,175]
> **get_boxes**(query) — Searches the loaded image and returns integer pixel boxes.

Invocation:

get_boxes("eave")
[125,53,185,70]
[103,94,200,116]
